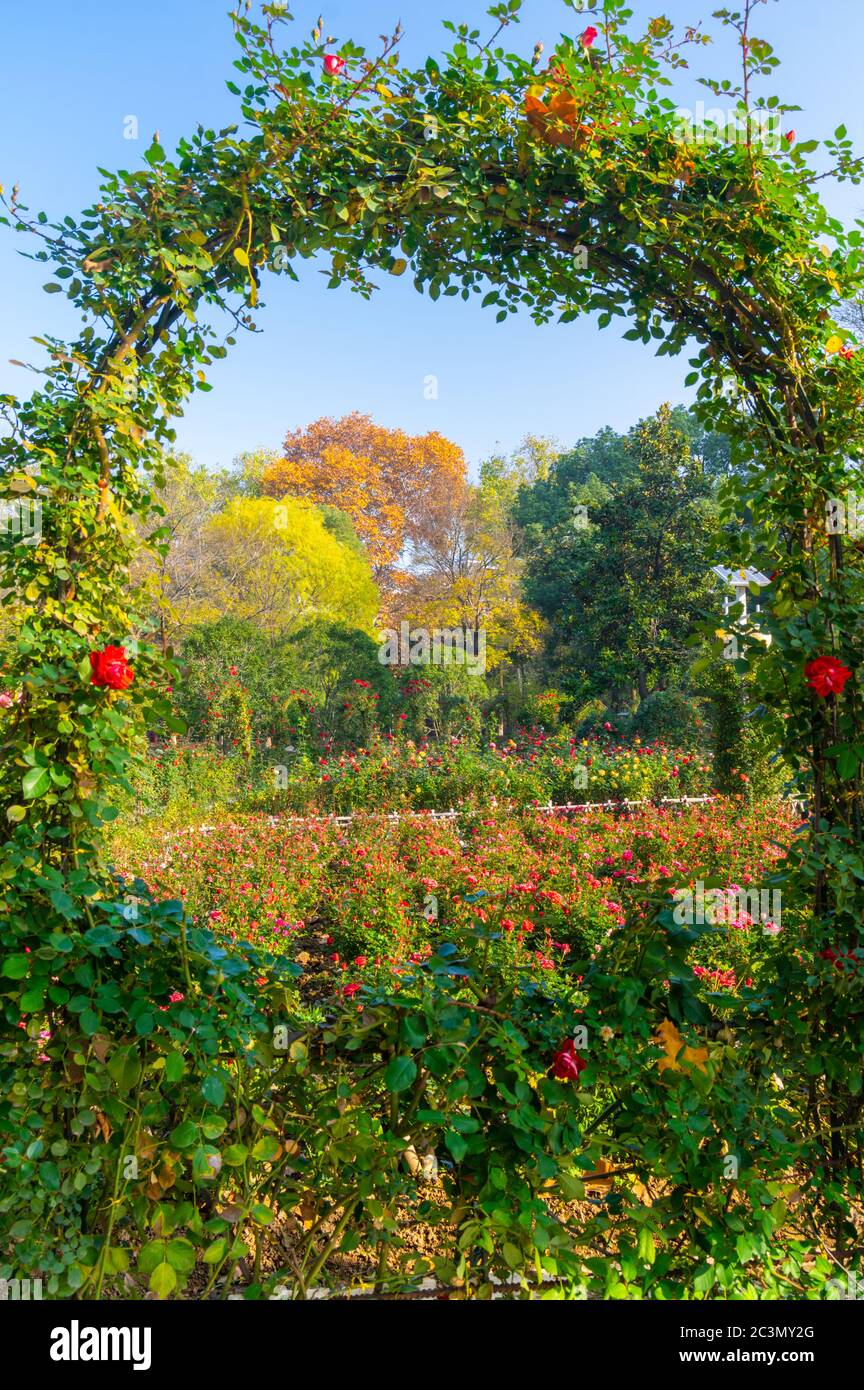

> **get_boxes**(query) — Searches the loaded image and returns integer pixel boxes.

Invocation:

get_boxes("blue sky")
[1,0,862,477]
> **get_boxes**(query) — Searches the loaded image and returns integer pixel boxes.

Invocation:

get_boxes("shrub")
[632,689,704,748]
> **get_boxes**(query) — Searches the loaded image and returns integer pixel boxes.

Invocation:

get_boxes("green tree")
[525,406,716,706]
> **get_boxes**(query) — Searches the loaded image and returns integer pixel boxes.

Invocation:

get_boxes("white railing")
[266,793,795,828]
[175,794,806,837]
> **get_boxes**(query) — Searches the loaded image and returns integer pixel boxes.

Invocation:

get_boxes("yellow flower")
[826,334,844,355]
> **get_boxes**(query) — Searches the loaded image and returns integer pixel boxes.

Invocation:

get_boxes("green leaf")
[166,1238,196,1273]
[6,805,26,823]
[170,1120,199,1149]
[836,745,859,780]
[80,1008,100,1036]
[202,1073,226,1106]
[164,1051,185,1082]
[251,1136,281,1162]
[22,766,50,800]
[637,1227,656,1266]
[400,1014,427,1048]
[107,1049,141,1092]
[444,1130,469,1162]
[384,1055,417,1093]
[149,1261,177,1298]
[2,954,31,979]
[39,1161,61,1191]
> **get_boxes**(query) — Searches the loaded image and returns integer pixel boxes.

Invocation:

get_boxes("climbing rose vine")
[1,0,864,1299]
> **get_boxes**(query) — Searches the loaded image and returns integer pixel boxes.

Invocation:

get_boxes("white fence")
[177,794,807,838]
[265,793,806,829]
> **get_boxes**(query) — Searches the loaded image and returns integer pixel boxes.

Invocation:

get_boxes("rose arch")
[1,0,863,1297]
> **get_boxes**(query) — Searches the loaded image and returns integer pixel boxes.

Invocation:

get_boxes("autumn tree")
[260,412,467,585]
[136,455,234,650]
[406,446,545,678]
[189,495,379,636]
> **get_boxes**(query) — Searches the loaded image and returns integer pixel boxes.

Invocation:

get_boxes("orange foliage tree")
[261,412,467,583]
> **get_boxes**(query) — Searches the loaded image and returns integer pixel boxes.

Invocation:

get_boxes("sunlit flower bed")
[113,798,796,1003]
[131,731,716,825]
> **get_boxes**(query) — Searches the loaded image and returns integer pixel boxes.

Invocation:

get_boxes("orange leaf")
[655,1018,709,1075]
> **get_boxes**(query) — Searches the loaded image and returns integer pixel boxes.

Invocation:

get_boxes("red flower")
[90,645,134,691]
[229,665,239,676]
[840,345,856,361]
[805,655,852,698]
[581,26,598,48]
[343,982,361,997]
[552,1038,587,1082]
[323,54,345,76]
[784,130,796,143]
[819,946,861,974]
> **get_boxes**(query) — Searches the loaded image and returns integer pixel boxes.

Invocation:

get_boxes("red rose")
[90,645,134,691]
[784,130,795,143]
[552,1038,587,1082]
[581,26,598,48]
[323,54,345,76]
[805,655,852,698]
[819,946,861,974]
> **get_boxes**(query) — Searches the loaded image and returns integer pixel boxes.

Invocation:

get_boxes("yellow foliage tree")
[187,495,379,637]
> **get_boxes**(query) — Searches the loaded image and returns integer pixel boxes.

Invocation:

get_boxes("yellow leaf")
[655,1018,709,1075]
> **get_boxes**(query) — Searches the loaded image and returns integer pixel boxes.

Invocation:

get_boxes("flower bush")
[4,794,847,1301]
[246,732,713,816]
[112,800,792,976]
